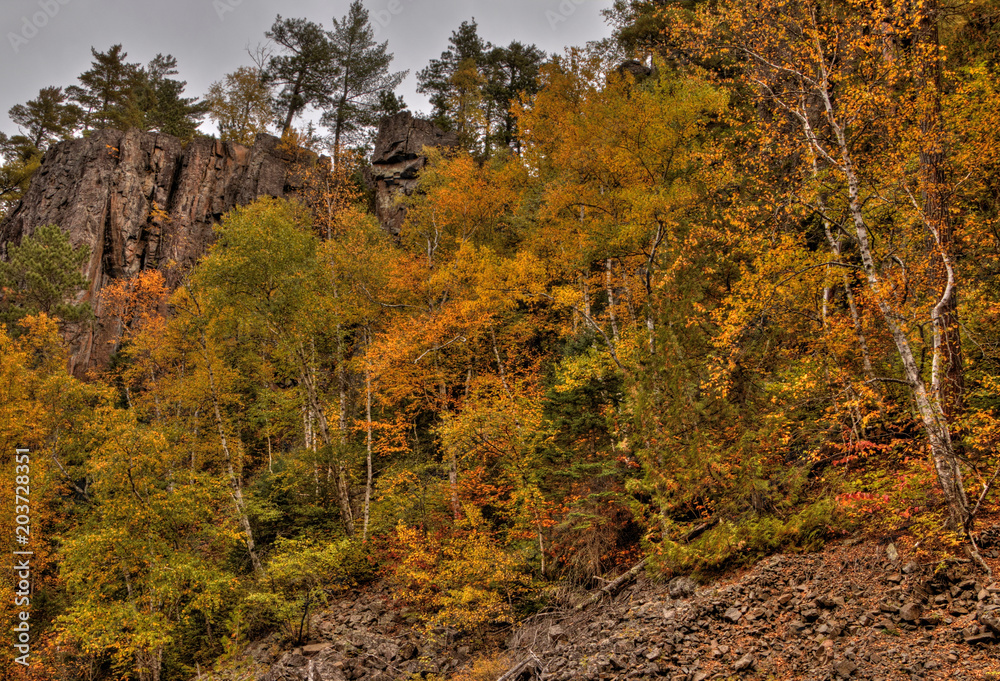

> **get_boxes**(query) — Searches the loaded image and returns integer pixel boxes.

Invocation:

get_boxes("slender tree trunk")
[281,78,303,134]
[605,258,621,343]
[334,110,345,169]
[439,377,460,519]
[917,2,964,421]
[812,157,875,381]
[335,332,355,533]
[643,222,664,354]
[267,429,273,474]
[333,57,351,169]
[297,341,355,535]
[199,335,264,576]
[363,328,374,541]
[538,526,546,577]
[805,62,970,530]
[136,647,163,681]
[303,403,313,451]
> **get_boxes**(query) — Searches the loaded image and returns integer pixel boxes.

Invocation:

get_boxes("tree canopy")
[6,4,1000,679]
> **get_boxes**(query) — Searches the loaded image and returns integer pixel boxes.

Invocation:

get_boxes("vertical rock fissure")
[1,130,306,375]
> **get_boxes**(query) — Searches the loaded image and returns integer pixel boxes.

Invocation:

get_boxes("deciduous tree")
[206,67,274,146]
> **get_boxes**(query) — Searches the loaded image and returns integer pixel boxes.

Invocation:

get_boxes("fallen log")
[573,557,648,612]
[683,517,719,543]
[496,653,540,681]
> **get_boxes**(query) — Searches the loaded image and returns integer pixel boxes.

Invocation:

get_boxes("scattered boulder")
[668,576,698,598]
[834,659,857,678]
[898,602,923,623]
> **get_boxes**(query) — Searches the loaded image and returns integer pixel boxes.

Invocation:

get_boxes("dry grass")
[446,651,515,681]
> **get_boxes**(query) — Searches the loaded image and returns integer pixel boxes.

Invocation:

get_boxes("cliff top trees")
[417,20,489,130]
[67,44,140,130]
[136,53,208,139]
[265,16,339,134]
[264,7,406,156]
[67,46,205,138]
[206,66,274,147]
[7,86,82,152]
[483,41,546,153]
[323,0,407,164]
[417,19,546,157]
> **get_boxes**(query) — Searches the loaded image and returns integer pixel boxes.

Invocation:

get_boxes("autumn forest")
[3,0,1000,679]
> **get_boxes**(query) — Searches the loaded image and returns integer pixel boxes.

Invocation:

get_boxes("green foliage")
[206,67,274,146]
[66,45,205,137]
[195,197,319,327]
[416,20,545,155]
[0,132,41,216]
[8,86,82,150]
[135,54,208,140]
[265,16,339,132]
[417,20,488,130]
[239,538,373,643]
[67,44,141,130]
[650,499,840,575]
[0,224,91,329]
[322,0,407,158]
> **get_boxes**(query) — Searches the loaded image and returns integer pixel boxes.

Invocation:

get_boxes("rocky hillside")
[242,531,1000,681]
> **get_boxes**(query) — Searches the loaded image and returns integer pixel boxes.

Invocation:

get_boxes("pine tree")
[322,0,407,164]
[0,224,91,329]
[265,16,338,133]
[482,41,546,154]
[137,54,207,140]
[67,44,143,130]
[0,133,41,216]
[602,0,673,56]
[7,86,83,151]
[417,20,489,130]
[418,23,544,156]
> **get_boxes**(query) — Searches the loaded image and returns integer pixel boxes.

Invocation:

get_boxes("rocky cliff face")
[0,129,304,375]
[1,116,452,375]
[366,112,458,235]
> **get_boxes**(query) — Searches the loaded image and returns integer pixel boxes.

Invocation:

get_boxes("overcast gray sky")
[1,0,615,138]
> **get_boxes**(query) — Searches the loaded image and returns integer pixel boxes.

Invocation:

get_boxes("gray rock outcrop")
[0,129,305,375]
[366,112,458,235]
